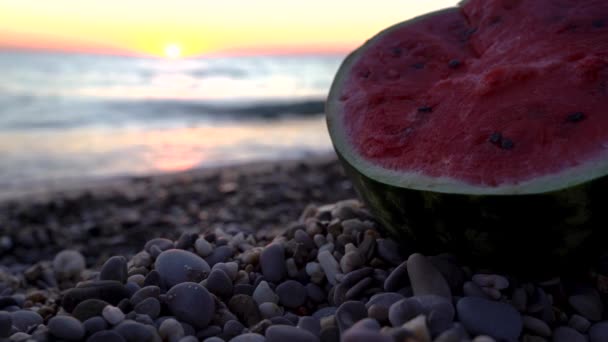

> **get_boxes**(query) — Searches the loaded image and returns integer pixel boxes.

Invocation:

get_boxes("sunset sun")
[164,44,182,59]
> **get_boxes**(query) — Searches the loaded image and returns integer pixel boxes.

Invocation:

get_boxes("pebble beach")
[1,155,608,342]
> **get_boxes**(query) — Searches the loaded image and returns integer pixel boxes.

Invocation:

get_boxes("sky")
[0,0,458,57]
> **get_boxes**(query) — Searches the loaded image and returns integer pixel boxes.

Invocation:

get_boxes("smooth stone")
[306,283,325,303]
[82,316,107,334]
[48,315,85,341]
[253,281,279,305]
[336,301,367,333]
[155,249,211,288]
[340,267,373,287]
[158,318,184,341]
[166,282,214,329]
[113,320,157,342]
[234,284,255,297]
[87,330,126,342]
[259,302,283,319]
[553,326,586,342]
[228,295,262,327]
[403,315,431,342]
[62,281,130,312]
[590,321,608,342]
[102,305,125,325]
[295,229,315,249]
[99,256,128,283]
[317,251,340,285]
[569,290,604,321]
[312,307,337,320]
[298,316,321,337]
[53,249,86,280]
[270,316,295,326]
[384,261,409,292]
[345,277,372,300]
[134,297,161,319]
[213,262,239,281]
[463,281,491,299]
[206,269,233,298]
[143,270,162,288]
[72,299,109,321]
[568,314,591,333]
[434,324,468,342]
[389,295,454,335]
[204,337,225,342]
[368,304,389,322]
[179,337,199,342]
[376,239,403,265]
[10,310,43,332]
[472,274,509,290]
[205,245,234,266]
[260,244,287,283]
[0,312,11,337]
[276,280,307,309]
[195,237,213,257]
[342,319,392,342]
[457,297,522,341]
[131,286,160,306]
[229,333,266,342]
[428,255,466,293]
[224,319,246,337]
[145,238,174,254]
[523,315,551,337]
[340,251,365,274]
[266,325,319,342]
[407,253,451,299]
[366,292,405,309]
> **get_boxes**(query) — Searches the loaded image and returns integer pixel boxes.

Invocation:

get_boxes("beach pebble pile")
[2,198,608,341]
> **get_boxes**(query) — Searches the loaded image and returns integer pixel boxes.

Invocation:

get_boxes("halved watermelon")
[326,0,608,272]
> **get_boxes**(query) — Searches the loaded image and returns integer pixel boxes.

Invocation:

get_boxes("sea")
[0,51,345,194]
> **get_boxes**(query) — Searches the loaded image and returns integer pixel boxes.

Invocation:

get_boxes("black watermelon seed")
[417,106,433,113]
[411,62,425,69]
[448,59,461,68]
[489,132,502,144]
[501,138,514,150]
[566,112,585,123]
[391,47,402,57]
[593,19,605,28]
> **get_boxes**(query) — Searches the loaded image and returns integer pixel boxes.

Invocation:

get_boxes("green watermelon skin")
[338,150,608,273]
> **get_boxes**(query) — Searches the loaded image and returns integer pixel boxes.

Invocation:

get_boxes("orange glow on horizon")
[0,0,459,57]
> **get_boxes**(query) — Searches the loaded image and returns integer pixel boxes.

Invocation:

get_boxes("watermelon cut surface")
[326,0,608,272]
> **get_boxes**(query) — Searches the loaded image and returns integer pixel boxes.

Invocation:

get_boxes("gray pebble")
[99,256,128,283]
[71,299,109,322]
[367,304,388,322]
[276,280,307,309]
[590,321,608,342]
[366,292,404,309]
[62,280,133,312]
[270,316,295,326]
[313,307,337,320]
[103,305,125,325]
[259,302,283,319]
[0,312,11,337]
[155,249,211,288]
[206,269,233,298]
[158,317,184,341]
[384,261,409,292]
[114,320,157,342]
[205,245,234,266]
[553,326,587,342]
[53,249,86,280]
[87,330,126,342]
[253,281,279,305]
[224,319,245,337]
[522,315,551,337]
[229,333,266,342]
[134,297,161,319]
[407,253,451,299]
[298,316,321,337]
[131,286,160,306]
[48,315,85,341]
[203,337,225,342]
[389,295,454,335]
[143,270,162,288]
[266,325,319,342]
[457,296,522,341]
[229,295,262,327]
[145,238,174,254]
[10,310,43,332]
[195,237,213,257]
[569,314,591,333]
[342,318,391,342]
[179,337,198,342]
[336,300,367,333]
[340,251,365,274]
[83,316,107,335]
[569,290,603,321]
[260,244,287,283]
[166,282,214,329]
[463,281,491,299]
[341,267,373,287]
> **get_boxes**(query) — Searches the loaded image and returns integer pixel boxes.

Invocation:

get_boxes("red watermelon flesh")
[336,0,608,190]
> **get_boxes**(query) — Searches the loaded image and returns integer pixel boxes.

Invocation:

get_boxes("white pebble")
[159,318,184,341]
[195,237,213,257]
[53,250,85,280]
[317,250,340,285]
[102,305,125,325]
[305,262,324,284]
[402,314,430,342]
